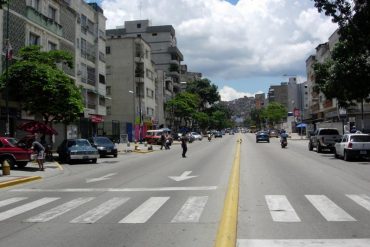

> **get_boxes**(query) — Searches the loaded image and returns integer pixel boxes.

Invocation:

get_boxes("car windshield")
[350,135,370,142]
[68,139,91,147]
[94,137,112,145]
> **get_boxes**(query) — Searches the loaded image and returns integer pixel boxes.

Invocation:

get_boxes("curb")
[133,150,155,154]
[0,176,42,189]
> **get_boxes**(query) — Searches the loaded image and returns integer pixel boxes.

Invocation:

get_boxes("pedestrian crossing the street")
[0,194,368,224]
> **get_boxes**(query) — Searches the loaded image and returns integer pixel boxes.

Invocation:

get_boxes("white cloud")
[219,86,261,101]
[101,0,337,85]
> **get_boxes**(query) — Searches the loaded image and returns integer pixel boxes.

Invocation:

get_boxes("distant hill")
[221,96,256,120]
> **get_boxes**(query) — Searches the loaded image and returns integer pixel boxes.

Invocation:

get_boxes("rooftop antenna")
[138,0,143,18]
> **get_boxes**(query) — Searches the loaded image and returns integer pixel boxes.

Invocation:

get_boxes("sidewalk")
[289,132,309,140]
[0,160,63,188]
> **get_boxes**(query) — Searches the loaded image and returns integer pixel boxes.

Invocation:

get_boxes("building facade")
[106,20,184,128]
[0,0,107,146]
[105,37,157,142]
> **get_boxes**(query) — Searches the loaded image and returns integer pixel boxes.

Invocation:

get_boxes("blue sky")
[89,0,337,101]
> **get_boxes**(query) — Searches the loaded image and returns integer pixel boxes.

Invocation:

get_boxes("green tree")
[262,102,287,126]
[312,0,370,107]
[192,112,209,131]
[0,46,84,126]
[165,92,200,129]
[186,78,220,110]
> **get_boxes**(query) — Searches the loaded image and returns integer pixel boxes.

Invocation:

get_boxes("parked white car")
[334,133,370,161]
[191,132,203,141]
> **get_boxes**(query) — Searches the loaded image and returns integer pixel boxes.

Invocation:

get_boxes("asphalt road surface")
[1,133,370,247]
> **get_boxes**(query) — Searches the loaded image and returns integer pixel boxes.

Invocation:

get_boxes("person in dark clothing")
[160,133,166,150]
[181,134,188,158]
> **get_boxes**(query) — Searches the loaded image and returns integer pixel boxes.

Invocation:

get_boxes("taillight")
[348,142,353,149]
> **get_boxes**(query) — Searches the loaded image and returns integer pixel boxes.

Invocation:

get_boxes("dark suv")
[0,137,34,168]
[89,136,118,158]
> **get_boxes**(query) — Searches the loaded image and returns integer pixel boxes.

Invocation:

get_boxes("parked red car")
[0,137,34,168]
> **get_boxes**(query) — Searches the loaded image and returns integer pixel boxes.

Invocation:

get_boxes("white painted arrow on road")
[86,173,117,183]
[169,171,197,182]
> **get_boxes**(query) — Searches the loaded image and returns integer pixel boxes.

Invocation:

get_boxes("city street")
[0,134,369,247]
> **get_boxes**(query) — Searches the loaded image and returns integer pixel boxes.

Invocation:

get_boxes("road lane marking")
[347,194,370,211]
[25,197,94,222]
[119,197,169,223]
[0,197,28,208]
[265,195,301,222]
[0,197,59,221]
[305,195,356,221]
[171,196,208,223]
[11,186,217,192]
[237,239,370,247]
[71,197,129,224]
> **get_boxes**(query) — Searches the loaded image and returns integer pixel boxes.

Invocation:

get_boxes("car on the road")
[0,137,34,168]
[256,131,270,143]
[57,138,99,164]
[89,136,118,158]
[214,131,223,138]
[191,132,203,141]
[269,130,279,138]
[334,133,370,161]
[309,128,341,153]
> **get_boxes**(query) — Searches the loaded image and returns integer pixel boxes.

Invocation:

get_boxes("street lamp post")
[129,88,143,144]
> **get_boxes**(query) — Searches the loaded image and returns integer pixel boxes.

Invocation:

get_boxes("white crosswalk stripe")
[305,195,356,221]
[0,197,59,221]
[119,197,169,223]
[265,195,301,222]
[237,239,370,247]
[0,194,367,224]
[171,196,208,223]
[0,197,28,208]
[25,197,95,223]
[71,197,129,224]
[346,194,370,211]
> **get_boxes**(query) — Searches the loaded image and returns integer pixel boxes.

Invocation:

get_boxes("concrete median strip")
[0,176,42,189]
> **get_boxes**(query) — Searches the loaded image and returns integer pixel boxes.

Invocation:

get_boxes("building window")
[106,46,111,54]
[152,33,157,36]
[48,6,57,21]
[87,66,96,86]
[137,34,141,38]
[99,74,106,84]
[80,63,87,83]
[146,107,154,116]
[146,88,154,98]
[137,23,141,28]
[48,41,57,51]
[106,86,111,96]
[29,33,40,45]
[30,0,40,10]
[107,106,111,115]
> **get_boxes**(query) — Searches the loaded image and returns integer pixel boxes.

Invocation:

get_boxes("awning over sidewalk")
[296,123,307,128]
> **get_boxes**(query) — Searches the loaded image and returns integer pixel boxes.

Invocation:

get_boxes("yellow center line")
[214,134,241,247]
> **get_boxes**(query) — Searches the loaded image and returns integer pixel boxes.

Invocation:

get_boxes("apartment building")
[105,37,157,142]
[106,20,184,128]
[268,83,288,110]
[0,0,106,145]
[255,93,265,110]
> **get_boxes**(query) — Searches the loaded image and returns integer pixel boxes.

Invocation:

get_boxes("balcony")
[26,7,63,36]
[97,105,106,116]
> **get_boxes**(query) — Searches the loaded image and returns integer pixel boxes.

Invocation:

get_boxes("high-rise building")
[0,0,107,145]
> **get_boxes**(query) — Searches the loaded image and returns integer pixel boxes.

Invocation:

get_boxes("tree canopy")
[186,78,220,110]
[312,0,370,107]
[0,46,84,124]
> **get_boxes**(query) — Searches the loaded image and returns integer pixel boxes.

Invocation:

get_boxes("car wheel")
[334,149,339,159]
[267,140,270,143]
[114,154,118,158]
[344,150,351,161]
[92,158,97,164]
[317,143,322,153]
[308,142,313,151]
[66,155,71,164]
